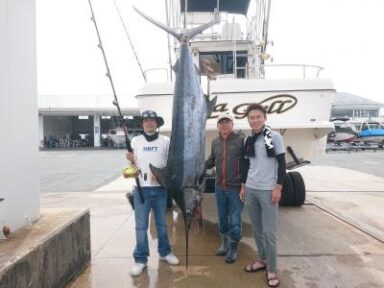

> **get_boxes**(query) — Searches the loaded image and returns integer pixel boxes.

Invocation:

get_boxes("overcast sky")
[36,0,384,106]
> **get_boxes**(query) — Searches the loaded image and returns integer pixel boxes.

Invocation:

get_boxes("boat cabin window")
[199,51,247,78]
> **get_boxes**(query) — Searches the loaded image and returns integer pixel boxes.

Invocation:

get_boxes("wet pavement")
[37,150,384,287]
[313,150,384,178]
[298,164,384,243]
[41,189,384,288]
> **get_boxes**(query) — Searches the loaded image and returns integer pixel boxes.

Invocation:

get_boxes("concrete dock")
[0,209,90,288]
[41,164,384,288]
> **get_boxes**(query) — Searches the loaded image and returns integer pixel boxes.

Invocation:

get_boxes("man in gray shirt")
[240,103,286,288]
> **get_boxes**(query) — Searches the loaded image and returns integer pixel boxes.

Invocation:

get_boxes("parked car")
[106,128,126,148]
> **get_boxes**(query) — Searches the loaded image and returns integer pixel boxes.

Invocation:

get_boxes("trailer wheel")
[280,173,294,206]
[289,171,306,206]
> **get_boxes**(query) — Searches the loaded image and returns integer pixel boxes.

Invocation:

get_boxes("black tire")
[280,173,294,206]
[289,171,306,206]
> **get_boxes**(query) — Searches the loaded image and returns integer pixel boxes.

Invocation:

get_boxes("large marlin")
[133,7,217,266]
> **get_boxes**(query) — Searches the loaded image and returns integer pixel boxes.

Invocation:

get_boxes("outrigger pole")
[112,0,147,82]
[87,0,144,204]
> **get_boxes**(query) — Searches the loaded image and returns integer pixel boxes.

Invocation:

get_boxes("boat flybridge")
[134,0,336,206]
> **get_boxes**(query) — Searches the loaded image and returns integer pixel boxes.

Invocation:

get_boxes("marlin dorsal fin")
[206,95,217,118]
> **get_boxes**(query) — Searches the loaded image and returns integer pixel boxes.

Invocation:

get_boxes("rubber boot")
[216,233,230,256]
[225,240,239,263]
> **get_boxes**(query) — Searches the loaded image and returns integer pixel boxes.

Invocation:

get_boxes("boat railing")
[251,64,324,79]
[141,64,324,83]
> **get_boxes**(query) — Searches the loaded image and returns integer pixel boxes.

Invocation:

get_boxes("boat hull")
[136,78,335,162]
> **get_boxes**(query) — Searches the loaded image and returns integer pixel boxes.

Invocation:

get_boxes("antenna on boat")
[112,0,147,82]
[261,0,272,64]
[165,0,173,81]
[184,0,188,29]
[215,0,220,22]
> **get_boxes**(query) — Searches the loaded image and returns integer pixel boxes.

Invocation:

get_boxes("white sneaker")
[130,263,147,276]
[160,253,180,265]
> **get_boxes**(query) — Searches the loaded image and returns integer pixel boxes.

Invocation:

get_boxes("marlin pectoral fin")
[149,164,168,189]
[206,95,218,118]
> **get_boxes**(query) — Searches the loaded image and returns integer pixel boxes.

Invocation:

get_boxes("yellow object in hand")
[123,166,139,178]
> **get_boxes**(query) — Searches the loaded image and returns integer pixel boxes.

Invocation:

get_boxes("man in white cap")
[126,110,179,276]
[206,112,245,263]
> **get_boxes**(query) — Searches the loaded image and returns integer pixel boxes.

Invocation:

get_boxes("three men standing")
[127,106,284,287]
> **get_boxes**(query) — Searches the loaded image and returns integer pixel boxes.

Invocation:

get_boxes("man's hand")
[271,184,282,205]
[126,152,135,163]
[239,184,246,203]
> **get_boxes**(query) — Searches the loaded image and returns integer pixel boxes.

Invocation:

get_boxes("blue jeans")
[245,187,278,273]
[215,185,244,242]
[133,186,171,264]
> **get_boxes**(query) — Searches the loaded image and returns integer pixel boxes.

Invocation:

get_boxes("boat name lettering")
[211,95,297,119]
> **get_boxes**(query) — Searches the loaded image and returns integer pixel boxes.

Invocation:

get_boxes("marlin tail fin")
[133,6,218,42]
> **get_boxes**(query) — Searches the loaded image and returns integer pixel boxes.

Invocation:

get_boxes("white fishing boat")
[134,0,335,206]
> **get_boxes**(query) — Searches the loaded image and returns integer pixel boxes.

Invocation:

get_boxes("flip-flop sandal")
[266,275,280,287]
[244,260,266,272]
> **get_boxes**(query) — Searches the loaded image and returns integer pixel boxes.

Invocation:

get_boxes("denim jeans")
[215,185,244,242]
[133,186,171,264]
[245,187,278,273]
